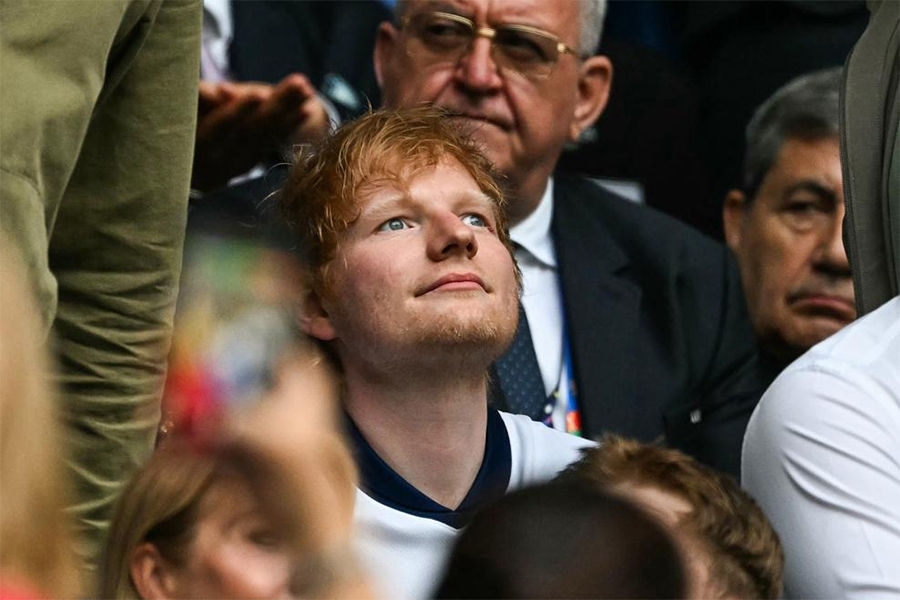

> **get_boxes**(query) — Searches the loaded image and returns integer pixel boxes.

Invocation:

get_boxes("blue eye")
[379,218,409,232]
[461,214,487,228]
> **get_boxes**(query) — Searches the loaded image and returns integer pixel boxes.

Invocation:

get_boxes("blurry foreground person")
[101,349,369,599]
[723,68,854,375]
[0,245,80,599]
[434,481,686,599]
[1,0,201,567]
[559,436,784,599]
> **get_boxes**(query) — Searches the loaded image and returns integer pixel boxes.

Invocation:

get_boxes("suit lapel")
[552,176,643,439]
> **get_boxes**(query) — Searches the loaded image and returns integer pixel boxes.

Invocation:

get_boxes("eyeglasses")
[400,11,581,80]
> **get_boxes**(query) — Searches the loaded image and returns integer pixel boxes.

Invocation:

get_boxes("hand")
[192,74,331,192]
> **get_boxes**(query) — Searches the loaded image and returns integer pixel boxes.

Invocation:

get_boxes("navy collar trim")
[344,408,512,529]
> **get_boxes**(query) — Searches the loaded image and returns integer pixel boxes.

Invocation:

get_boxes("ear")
[568,55,613,142]
[130,543,180,600]
[299,290,337,342]
[722,189,748,253]
[374,21,400,97]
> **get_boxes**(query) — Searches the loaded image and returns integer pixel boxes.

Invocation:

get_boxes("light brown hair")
[100,430,362,599]
[279,105,516,298]
[559,435,784,599]
[99,440,219,599]
[0,242,81,598]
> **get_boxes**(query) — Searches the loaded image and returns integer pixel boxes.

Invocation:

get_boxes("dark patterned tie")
[494,303,548,420]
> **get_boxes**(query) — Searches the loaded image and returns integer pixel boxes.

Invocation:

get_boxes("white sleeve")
[501,412,595,490]
[742,366,900,599]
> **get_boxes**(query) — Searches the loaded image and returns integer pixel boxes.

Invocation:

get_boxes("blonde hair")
[559,435,784,599]
[99,440,218,599]
[0,241,81,598]
[100,432,362,599]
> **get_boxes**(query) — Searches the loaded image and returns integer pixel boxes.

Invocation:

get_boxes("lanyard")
[542,326,581,436]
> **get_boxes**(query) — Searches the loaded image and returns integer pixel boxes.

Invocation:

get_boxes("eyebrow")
[357,189,408,220]
[357,188,497,222]
[419,1,466,16]
[783,180,838,204]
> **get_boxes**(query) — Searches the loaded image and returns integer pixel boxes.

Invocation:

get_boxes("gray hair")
[742,67,842,201]
[579,0,606,56]
[394,0,607,57]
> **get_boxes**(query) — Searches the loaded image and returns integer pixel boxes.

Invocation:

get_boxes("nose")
[427,212,478,261]
[812,209,851,279]
[454,34,502,93]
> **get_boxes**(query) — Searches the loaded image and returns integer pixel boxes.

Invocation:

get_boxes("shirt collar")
[203,0,233,44]
[344,408,511,529]
[509,177,556,268]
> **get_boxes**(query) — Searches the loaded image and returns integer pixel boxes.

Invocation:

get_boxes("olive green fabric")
[0,0,201,568]
[840,0,900,315]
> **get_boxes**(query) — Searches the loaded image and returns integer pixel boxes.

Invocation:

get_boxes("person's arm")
[1,0,202,567]
[743,367,900,598]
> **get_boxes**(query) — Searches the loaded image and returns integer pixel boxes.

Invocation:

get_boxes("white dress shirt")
[201,0,232,82]
[509,179,572,430]
[742,296,900,599]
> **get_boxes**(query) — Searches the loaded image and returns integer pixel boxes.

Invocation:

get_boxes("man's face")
[724,136,855,362]
[375,0,611,220]
[304,158,519,372]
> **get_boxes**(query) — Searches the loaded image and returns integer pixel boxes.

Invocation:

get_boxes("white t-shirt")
[742,296,900,599]
[352,410,594,599]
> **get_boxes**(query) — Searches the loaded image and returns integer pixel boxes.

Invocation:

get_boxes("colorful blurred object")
[162,233,304,442]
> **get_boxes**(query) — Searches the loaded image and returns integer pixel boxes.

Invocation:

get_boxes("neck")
[343,366,489,509]
[506,174,548,227]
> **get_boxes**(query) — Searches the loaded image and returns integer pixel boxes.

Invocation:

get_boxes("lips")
[789,293,856,322]
[417,273,487,296]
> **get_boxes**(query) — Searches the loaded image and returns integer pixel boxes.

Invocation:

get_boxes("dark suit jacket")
[493,174,765,478]
[229,0,386,112]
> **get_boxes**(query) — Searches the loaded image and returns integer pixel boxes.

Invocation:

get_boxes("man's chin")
[414,313,515,357]
[800,318,849,346]
[772,317,851,361]
[419,320,504,347]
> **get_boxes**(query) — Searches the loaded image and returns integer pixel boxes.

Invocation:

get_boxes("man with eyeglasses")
[374,0,764,478]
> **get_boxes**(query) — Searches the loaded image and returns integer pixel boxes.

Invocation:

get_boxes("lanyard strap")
[542,326,581,436]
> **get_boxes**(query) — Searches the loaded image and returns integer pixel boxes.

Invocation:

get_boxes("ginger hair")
[279,105,516,298]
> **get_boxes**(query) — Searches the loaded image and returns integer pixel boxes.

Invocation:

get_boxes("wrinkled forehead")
[401,0,578,30]
[343,155,498,220]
